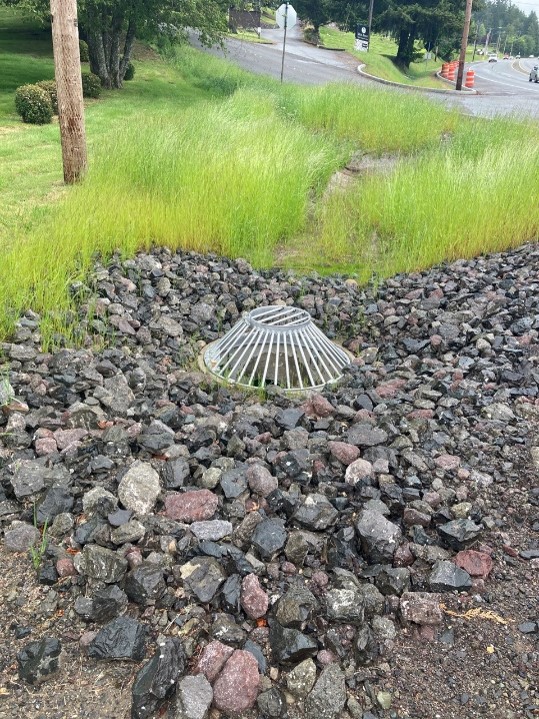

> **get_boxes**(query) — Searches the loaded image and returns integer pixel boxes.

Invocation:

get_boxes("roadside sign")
[355,24,369,52]
[276,4,297,30]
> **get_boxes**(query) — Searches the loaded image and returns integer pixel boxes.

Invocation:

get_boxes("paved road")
[200,26,539,118]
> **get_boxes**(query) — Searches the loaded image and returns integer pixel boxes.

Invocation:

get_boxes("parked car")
[530,65,539,82]
[488,53,498,63]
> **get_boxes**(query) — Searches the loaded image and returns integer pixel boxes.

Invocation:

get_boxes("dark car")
[530,65,539,82]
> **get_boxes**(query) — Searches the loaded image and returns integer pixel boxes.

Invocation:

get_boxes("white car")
[530,65,539,82]
[488,53,497,63]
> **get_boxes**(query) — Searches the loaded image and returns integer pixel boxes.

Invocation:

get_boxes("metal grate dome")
[202,305,352,392]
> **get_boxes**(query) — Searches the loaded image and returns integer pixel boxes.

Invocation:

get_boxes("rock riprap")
[1,243,538,718]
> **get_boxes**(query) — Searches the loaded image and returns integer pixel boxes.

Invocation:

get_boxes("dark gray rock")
[92,585,129,622]
[251,519,288,560]
[304,663,346,719]
[269,620,318,665]
[179,557,226,603]
[257,687,285,717]
[125,564,166,605]
[176,674,213,719]
[88,616,147,661]
[275,586,318,628]
[35,487,74,526]
[75,545,128,583]
[163,457,190,489]
[346,424,388,447]
[293,493,338,531]
[356,510,402,563]
[437,519,482,550]
[325,588,365,625]
[131,637,186,719]
[428,560,472,592]
[17,637,62,685]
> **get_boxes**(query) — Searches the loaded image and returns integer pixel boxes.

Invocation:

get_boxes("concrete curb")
[357,63,478,95]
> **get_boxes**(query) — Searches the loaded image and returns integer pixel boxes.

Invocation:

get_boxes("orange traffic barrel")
[447,66,456,81]
[465,70,475,88]
[441,63,449,78]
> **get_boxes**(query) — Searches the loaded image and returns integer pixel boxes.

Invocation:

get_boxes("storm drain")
[202,305,352,392]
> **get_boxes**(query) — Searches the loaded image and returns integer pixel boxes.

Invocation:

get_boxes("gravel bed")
[0,243,538,719]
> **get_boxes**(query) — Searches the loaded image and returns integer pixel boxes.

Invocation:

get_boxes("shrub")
[303,28,319,45]
[79,39,89,62]
[14,84,53,124]
[36,80,58,115]
[123,61,135,81]
[81,72,101,98]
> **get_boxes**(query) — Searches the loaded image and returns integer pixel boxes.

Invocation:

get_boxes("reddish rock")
[403,508,431,528]
[453,550,493,578]
[300,393,335,418]
[56,558,77,578]
[212,650,260,714]
[311,571,329,588]
[393,543,414,567]
[317,650,337,666]
[407,409,434,420]
[434,454,461,471]
[53,428,88,451]
[430,334,443,348]
[375,378,407,398]
[327,441,360,466]
[35,438,58,456]
[246,465,278,498]
[400,592,443,625]
[164,490,218,523]
[196,641,234,683]
[241,574,269,619]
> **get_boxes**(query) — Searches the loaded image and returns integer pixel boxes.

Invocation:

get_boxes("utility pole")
[367,0,374,51]
[50,0,87,184]
[472,24,479,61]
[456,0,473,90]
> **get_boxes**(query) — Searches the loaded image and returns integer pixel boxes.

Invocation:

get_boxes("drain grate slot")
[202,305,352,392]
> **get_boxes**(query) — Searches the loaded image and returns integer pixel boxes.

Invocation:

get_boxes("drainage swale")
[202,305,352,392]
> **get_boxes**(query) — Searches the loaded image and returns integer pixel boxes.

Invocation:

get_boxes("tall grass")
[308,117,539,277]
[0,89,345,338]
[281,83,460,154]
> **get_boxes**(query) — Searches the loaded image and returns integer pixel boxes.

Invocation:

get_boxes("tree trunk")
[120,18,137,80]
[396,28,415,68]
[108,9,125,88]
[50,0,87,184]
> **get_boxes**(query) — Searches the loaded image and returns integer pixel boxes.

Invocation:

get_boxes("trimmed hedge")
[81,72,101,98]
[14,84,53,124]
[36,80,58,115]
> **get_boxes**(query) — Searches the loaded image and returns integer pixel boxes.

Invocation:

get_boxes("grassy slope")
[0,9,538,342]
[319,27,448,89]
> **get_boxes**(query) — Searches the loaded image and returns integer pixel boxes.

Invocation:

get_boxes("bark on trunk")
[119,18,137,80]
[50,0,87,184]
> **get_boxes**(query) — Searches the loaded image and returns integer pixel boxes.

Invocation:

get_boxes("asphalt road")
[197,25,539,119]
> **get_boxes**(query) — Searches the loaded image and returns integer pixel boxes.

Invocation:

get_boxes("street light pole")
[456,0,473,91]
[280,1,288,83]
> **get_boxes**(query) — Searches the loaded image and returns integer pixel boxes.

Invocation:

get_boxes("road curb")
[357,63,477,95]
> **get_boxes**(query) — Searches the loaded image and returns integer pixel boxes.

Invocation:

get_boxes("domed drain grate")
[202,305,352,392]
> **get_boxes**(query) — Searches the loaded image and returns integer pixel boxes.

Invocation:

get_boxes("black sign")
[355,24,369,42]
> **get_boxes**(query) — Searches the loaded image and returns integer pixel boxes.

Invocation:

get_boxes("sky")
[513,1,539,15]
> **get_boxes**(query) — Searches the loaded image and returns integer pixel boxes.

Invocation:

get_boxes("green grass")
[299,117,539,278]
[280,83,459,154]
[1,9,538,344]
[319,27,447,89]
